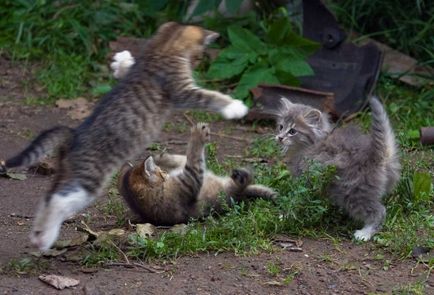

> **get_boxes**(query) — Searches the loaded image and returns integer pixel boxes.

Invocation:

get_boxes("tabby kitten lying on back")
[274,97,400,241]
[0,22,249,251]
[118,123,276,225]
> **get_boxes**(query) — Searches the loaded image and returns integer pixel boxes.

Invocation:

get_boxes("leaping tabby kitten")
[0,22,249,251]
[274,97,400,241]
[118,123,276,225]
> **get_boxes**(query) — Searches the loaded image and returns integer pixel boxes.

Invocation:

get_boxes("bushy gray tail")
[0,126,73,173]
[370,96,398,163]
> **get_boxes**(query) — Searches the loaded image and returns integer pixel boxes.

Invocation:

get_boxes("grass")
[331,0,434,65]
[80,76,432,267]
[0,0,432,284]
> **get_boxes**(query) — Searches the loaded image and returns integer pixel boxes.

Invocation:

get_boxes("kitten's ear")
[204,30,219,45]
[303,109,322,126]
[280,97,294,110]
[143,156,157,177]
[157,22,178,33]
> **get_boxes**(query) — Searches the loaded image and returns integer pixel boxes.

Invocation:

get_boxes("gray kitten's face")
[275,98,331,152]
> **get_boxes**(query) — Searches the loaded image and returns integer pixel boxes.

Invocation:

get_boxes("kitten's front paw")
[191,123,210,143]
[354,227,375,241]
[221,100,248,119]
[110,50,135,79]
[30,224,62,251]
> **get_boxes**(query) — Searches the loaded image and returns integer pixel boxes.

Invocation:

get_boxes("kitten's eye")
[279,125,283,131]
[288,128,297,135]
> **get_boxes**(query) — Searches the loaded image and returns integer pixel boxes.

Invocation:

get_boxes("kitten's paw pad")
[354,228,374,241]
[221,100,248,119]
[191,123,210,142]
[110,50,135,79]
[231,168,252,186]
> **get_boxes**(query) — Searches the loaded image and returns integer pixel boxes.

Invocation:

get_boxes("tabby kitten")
[0,22,249,251]
[118,123,276,225]
[274,97,400,241]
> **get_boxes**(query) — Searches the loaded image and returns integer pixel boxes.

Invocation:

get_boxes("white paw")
[354,226,375,241]
[221,100,248,119]
[30,223,62,252]
[110,50,135,79]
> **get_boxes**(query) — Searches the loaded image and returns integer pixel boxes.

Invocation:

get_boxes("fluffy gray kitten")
[274,97,400,241]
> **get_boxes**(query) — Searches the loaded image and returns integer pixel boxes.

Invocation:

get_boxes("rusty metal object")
[246,84,335,121]
[300,0,383,117]
[420,127,434,145]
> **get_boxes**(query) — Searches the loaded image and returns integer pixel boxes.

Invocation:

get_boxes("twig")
[109,240,130,264]
[104,262,164,273]
[183,112,195,125]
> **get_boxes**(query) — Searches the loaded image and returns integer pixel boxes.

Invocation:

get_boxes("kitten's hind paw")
[110,50,135,79]
[231,168,253,187]
[191,123,210,143]
[221,100,248,119]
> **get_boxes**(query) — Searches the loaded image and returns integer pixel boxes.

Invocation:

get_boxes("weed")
[266,261,281,276]
[392,281,426,295]
[2,257,48,275]
[103,188,127,227]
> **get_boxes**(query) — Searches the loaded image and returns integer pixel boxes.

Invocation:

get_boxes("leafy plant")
[207,18,319,100]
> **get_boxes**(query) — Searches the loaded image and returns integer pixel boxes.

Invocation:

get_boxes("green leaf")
[225,0,244,14]
[227,26,266,54]
[413,171,432,202]
[266,18,292,45]
[268,48,314,77]
[190,0,220,17]
[233,64,279,100]
[277,58,314,77]
[207,47,256,80]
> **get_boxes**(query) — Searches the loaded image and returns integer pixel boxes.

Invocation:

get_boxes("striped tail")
[0,126,73,173]
[369,96,398,163]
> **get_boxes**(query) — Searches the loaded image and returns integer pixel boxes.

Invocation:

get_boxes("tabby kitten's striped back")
[0,22,248,251]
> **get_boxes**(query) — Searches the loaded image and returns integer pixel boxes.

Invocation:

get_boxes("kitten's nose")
[276,136,283,142]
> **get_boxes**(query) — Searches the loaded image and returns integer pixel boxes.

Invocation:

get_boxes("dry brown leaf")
[39,274,79,290]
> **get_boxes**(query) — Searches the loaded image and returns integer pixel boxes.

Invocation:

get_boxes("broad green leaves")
[207,19,320,101]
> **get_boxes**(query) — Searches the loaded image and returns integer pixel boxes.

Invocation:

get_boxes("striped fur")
[118,123,276,225]
[0,22,249,251]
[276,96,401,241]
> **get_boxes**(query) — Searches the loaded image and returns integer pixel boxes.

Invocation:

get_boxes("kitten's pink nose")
[277,136,283,142]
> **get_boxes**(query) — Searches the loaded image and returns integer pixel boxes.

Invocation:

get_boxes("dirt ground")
[0,56,432,294]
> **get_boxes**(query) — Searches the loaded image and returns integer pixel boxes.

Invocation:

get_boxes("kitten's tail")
[0,126,74,173]
[369,96,398,163]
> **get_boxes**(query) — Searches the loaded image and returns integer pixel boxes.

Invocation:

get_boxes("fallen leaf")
[136,223,156,239]
[108,228,126,237]
[29,158,56,175]
[4,172,27,180]
[39,274,79,290]
[53,234,89,249]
